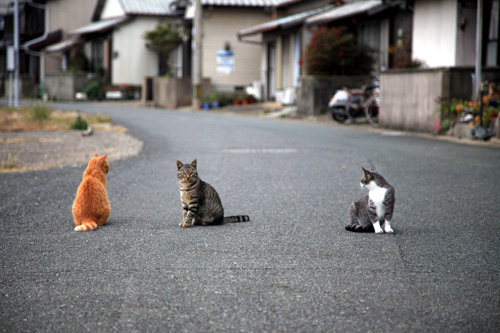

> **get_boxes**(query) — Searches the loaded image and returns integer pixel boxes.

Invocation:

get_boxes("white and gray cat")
[177,159,250,228]
[346,167,395,234]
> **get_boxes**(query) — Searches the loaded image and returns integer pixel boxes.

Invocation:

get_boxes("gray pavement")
[1,102,499,332]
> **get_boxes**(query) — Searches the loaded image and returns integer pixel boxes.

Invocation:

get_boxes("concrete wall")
[44,72,87,100]
[413,0,458,67]
[112,17,163,85]
[297,75,372,116]
[380,68,500,133]
[146,77,192,109]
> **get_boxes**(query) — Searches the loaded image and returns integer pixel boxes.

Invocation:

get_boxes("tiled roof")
[120,0,178,15]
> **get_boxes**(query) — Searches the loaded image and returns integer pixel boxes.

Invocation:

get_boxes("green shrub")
[71,114,88,130]
[82,81,103,100]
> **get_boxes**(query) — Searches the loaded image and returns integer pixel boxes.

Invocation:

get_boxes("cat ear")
[362,167,371,175]
[100,154,109,160]
[191,159,197,168]
[177,160,183,170]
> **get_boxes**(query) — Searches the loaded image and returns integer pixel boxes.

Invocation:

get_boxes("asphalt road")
[1,102,499,332]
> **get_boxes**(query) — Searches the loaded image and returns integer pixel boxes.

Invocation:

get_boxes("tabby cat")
[72,154,110,231]
[346,167,395,234]
[177,159,250,228]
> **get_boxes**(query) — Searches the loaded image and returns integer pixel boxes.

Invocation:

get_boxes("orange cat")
[72,154,110,231]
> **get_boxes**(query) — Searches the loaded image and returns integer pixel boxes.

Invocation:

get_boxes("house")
[237,0,336,103]
[305,0,414,72]
[237,0,414,108]
[190,0,285,95]
[42,0,184,101]
[380,0,500,133]
[42,0,282,103]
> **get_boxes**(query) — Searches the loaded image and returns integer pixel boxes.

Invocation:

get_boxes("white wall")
[101,0,126,19]
[412,0,458,67]
[112,17,162,85]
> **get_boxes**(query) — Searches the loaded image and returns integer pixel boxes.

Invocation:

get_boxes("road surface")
[1,102,499,332]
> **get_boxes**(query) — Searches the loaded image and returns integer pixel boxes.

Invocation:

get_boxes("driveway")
[1,102,499,332]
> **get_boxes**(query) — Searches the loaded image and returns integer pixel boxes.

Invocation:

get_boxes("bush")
[71,114,88,130]
[82,81,104,100]
[304,26,374,76]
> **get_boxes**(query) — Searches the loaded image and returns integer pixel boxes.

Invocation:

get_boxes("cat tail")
[74,220,98,231]
[345,222,374,233]
[223,215,250,223]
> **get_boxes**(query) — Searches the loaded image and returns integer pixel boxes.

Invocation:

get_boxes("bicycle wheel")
[365,94,379,127]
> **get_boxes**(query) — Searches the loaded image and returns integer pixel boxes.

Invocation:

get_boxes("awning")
[45,39,80,52]
[69,17,130,36]
[238,4,334,38]
[306,0,383,25]
[23,29,63,50]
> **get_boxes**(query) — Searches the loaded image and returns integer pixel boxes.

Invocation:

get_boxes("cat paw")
[383,221,394,233]
[179,221,192,228]
[384,227,394,233]
[373,222,384,234]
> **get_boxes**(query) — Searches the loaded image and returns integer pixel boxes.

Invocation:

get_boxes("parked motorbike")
[329,79,379,127]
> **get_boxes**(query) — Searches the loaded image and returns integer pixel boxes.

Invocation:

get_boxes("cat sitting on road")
[177,159,249,228]
[72,154,110,231]
[346,167,395,234]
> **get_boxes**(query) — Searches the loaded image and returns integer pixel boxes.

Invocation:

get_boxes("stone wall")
[44,72,88,101]
[297,75,372,116]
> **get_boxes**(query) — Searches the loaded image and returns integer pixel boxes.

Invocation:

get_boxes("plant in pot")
[201,94,212,110]
[209,92,220,108]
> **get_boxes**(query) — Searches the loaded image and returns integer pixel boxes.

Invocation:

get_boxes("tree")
[144,22,183,76]
[304,26,374,76]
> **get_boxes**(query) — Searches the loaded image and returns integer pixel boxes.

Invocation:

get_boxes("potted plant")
[201,94,212,110]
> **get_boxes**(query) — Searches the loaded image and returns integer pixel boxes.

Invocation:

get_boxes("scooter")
[329,79,379,126]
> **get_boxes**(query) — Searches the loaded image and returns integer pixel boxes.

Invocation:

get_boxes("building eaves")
[201,0,285,7]
[68,17,130,36]
[238,4,335,38]
[306,0,383,25]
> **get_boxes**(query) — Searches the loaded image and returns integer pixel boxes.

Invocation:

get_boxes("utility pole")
[13,0,20,107]
[192,0,202,108]
[473,0,482,101]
